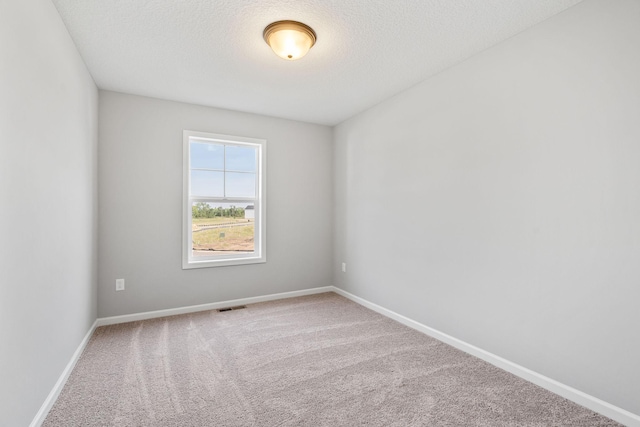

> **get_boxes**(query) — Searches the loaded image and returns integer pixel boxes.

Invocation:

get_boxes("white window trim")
[182,130,266,269]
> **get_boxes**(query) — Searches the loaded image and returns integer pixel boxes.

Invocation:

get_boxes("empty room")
[1,0,639,425]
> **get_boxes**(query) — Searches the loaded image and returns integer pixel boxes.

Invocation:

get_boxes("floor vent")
[217,305,247,312]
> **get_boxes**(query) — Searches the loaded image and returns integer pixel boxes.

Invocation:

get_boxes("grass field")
[192,217,251,226]
[192,217,254,252]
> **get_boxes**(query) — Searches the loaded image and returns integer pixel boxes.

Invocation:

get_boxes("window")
[183,130,266,269]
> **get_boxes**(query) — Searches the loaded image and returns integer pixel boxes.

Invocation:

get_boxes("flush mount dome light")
[263,20,316,60]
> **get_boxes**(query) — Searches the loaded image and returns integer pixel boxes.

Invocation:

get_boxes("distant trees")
[192,203,245,219]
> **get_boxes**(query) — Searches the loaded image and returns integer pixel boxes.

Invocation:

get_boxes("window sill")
[182,255,266,269]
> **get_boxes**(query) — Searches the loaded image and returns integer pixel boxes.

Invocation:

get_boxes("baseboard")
[30,319,98,427]
[331,286,640,427]
[96,286,334,327]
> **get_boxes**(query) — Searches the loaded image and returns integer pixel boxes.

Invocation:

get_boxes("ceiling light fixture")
[263,20,316,61]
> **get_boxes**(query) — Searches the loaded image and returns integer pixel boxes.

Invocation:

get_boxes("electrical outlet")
[116,279,125,291]
[342,262,347,273]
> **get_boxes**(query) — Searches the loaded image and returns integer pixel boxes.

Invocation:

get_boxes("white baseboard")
[331,286,640,427]
[96,286,334,327]
[30,319,98,427]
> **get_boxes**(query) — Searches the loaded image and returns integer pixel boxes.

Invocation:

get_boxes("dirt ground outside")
[192,218,254,254]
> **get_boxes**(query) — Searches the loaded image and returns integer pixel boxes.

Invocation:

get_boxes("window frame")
[182,130,266,269]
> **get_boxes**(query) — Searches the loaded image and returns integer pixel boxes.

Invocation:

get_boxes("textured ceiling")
[52,0,584,126]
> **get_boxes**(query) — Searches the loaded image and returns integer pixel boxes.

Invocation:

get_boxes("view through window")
[191,202,254,256]
[183,131,266,268]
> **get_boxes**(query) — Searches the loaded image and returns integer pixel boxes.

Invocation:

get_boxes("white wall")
[0,0,98,425]
[98,91,333,317]
[334,0,640,416]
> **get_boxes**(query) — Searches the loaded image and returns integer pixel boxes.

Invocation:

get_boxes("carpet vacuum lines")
[43,292,623,426]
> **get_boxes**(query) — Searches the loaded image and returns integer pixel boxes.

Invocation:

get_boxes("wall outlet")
[116,279,125,291]
[342,262,347,273]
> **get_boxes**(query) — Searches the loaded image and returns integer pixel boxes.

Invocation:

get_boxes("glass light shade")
[263,21,316,61]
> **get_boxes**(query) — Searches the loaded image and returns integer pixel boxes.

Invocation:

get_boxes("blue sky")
[190,142,256,198]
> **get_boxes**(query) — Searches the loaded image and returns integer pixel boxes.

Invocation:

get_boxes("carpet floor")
[43,292,620,426]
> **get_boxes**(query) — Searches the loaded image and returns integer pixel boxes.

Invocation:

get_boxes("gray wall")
[334,0,640,416]
[0,0,98,425]
[98,91,333,317]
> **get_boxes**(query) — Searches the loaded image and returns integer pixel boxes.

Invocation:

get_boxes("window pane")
[225,145,256,172]
[225,172,256,198]
[190,170,224,197]
[190,141,224,170]
[191,202,255,258]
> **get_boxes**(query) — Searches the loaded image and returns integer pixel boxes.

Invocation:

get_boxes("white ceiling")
[52,0,584,126]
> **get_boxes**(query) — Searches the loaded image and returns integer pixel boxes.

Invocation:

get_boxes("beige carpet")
[44,293,620,426]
